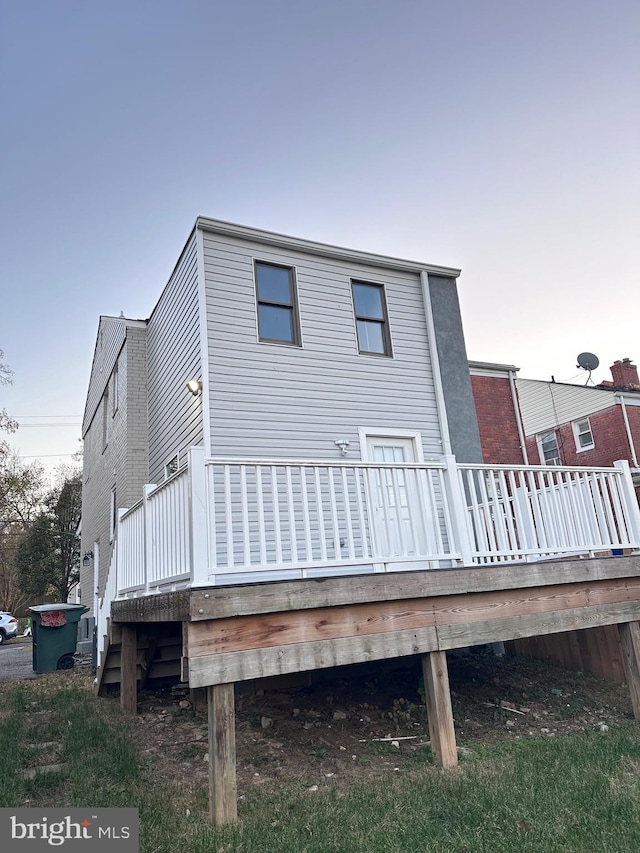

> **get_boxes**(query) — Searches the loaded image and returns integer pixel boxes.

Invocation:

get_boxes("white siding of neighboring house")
[516,378,615,437]
[147,230,204,483]
[201,230,443,460]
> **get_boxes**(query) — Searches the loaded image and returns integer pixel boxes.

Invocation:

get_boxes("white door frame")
[358,428,424,462]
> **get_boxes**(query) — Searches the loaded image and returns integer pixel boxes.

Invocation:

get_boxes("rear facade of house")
[80,218,481,620]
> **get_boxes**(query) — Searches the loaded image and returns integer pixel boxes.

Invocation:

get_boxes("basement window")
[573,418,595,452]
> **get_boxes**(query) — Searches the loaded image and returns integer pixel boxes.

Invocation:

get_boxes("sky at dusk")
[1,0,638,477]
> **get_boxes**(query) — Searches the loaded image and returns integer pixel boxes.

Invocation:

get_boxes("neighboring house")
[80,316,148,621]
[470,358,640,498]
[470,356,640,686]
[80,220,640,825]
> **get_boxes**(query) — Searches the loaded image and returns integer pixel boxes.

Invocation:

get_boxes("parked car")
[0,612,19,644]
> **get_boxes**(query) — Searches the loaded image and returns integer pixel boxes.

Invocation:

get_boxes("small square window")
[573,418,594,452]
[352,281,392,356]
[537,430,561,465]
[255,262,301,346]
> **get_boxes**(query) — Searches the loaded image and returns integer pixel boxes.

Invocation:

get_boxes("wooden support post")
[618,621,640,719]
[120,624,138,713]
[208,683,238,825]
[422,651,458,768]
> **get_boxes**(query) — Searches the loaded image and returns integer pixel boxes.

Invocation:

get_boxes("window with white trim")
[537,430,561,465]
[573,418,594,452]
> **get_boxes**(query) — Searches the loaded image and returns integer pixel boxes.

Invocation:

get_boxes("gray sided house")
[80,218,481,612]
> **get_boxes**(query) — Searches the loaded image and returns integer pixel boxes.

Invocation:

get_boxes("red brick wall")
[525,404,637,467]
[470,375,525,464]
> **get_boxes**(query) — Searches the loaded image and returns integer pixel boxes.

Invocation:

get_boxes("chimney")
[610,358,640,390]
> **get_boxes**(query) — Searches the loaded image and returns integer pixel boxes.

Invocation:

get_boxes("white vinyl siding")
[202,231,443,460]
[147,231,204,483]
[516,379,613,437]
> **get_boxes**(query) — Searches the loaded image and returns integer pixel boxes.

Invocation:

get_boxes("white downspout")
[617,394,639,467]
[420,271,453,456]
[509,369,529,463]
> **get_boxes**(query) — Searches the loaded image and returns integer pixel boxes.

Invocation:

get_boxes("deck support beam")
[422,650,458,768]
[618,621,640,719]
[207,683,238,825]
[120,624,138,713]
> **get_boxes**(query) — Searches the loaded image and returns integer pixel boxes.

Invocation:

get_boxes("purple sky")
[1,0,638,476]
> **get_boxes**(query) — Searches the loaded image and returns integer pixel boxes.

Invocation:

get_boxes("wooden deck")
[104,553,640,825]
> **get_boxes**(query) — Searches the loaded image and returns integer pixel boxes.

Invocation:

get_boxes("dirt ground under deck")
[129,649,635,799]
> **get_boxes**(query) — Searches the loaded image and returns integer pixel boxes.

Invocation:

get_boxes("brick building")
[469,358,640,498]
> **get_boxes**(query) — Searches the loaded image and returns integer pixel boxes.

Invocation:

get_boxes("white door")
[365,436,419,558]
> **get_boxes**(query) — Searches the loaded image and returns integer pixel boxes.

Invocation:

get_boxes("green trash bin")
[29,604,90,673]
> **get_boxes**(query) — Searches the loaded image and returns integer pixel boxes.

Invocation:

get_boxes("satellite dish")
[577,352,599,371]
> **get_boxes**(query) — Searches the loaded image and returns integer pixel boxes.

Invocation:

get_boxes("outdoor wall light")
[334,438,350,456]
[82,551,94,567]
[186,379,202,396]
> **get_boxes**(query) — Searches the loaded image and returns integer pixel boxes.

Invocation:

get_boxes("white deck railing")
[458,463,640,564]
[98,449,640,617]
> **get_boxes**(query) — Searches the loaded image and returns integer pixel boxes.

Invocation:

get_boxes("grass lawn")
[1,675,639,852]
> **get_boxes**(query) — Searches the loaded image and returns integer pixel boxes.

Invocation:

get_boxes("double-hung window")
[351,281,392,356]
[255,262,301,346]
[538,430,561,465]
[573,418,594,451]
